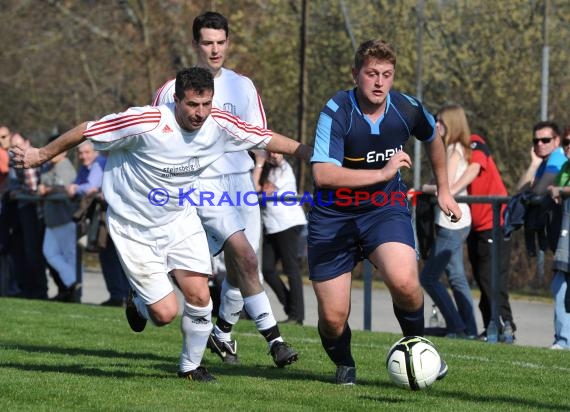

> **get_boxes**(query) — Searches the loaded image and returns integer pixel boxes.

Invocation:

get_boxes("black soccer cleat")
[178,366,217,383]
[269,341,298,368]
[207,333,239,364]
[125,289,147,333]
[335,365,356,385]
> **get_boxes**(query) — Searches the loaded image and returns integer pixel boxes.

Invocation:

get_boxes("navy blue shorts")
[307,206,415,281]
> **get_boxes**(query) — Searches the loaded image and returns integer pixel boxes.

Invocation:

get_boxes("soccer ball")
[386,336,441,390]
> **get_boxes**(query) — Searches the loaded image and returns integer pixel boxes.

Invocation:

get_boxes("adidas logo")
[162,124,173,133]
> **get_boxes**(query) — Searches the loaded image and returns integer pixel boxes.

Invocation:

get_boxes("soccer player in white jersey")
[11,67,312,381]
[153,12,298,367]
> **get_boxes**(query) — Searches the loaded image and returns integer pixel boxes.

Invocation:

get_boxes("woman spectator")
[420,104,478,338]
[254,152,307,325]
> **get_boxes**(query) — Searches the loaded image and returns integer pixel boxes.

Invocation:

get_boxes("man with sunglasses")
[517,121,566,195]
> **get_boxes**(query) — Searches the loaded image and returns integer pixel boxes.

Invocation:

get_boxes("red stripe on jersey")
[84,110,161,138]
[256,93,267,128]
[211,108,269,137]
[152,78,175,106]
[211,108,272,144]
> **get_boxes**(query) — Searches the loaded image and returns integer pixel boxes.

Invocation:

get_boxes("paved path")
[56,269,555,349]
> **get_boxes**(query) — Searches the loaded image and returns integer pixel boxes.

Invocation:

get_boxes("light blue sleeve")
[545,147,567,175]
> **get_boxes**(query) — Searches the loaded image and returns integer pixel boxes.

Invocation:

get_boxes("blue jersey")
[311,89,436,212]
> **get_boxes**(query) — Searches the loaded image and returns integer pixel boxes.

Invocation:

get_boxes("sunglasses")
[562,139,570,147]
[532,137,553,145]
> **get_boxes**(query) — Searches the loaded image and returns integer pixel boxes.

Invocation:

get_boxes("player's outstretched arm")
[425,136,462,222]
[11,122,89,169]
[266,132,313,162]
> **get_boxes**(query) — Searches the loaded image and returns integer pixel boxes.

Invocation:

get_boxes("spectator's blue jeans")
[552,271,570,349]
[98,235,129,301]
[420,226,478,336]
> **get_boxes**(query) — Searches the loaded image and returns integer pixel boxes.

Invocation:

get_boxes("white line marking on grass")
[444,354,570,372]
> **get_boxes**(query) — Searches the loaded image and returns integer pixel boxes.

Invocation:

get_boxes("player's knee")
[150,301,179,326]
[320,311,349,335]
[392,282,422,306]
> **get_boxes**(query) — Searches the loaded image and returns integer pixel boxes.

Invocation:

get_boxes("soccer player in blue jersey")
[308,39,461,385]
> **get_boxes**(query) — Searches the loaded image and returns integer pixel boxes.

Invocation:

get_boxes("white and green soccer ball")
[386,336,441,390]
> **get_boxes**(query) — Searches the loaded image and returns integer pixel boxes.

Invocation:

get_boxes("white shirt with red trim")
[153,67,266,176]
[86,103,271,227]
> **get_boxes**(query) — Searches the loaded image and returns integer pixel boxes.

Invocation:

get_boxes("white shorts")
[107,209,212,305]
[195,172,262,255]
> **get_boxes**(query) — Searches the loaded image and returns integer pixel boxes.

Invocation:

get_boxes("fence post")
[363,259,372,331]
[490,200,502,328]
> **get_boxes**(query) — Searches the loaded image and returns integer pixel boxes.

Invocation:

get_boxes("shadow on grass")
[0,341,173,362]
[202,361,378,387]
[360,384,570,411]
[0,361,167,379]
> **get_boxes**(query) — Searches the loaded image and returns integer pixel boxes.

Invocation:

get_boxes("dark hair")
[174,67,214,100]
[354,39,396,71]
[532,120,560,137]
[192,11,229,42]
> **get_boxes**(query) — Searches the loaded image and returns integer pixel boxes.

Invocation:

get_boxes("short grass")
[1,298,568,412]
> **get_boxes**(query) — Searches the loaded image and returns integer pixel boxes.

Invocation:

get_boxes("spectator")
[254,152,307,325]
[420,105,478,339]
[6,132,47,299]
[0,125,10,193]
[66,141,103,198]
[546,125,570,350]
[38,140,78,302]
[68,143,129,307]
[0,125,13,296]
[515,121,566,257]
[451,111,515,342]
[517,121,565,196]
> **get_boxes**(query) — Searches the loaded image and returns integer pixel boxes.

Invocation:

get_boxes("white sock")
[244,291,277,332]
[179,300,213,373]
[216,280,244,340]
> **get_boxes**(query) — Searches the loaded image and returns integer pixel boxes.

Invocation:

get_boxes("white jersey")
[86,103,271,227]
[261,160,307,234]
[153,67,266,177]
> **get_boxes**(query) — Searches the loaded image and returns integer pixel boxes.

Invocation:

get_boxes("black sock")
[393,302,425,336]
[260,325,281,342]
[319,323,355,367]
[215,317,233,333]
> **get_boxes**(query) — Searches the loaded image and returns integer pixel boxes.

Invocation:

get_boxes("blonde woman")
[421,104,478,338]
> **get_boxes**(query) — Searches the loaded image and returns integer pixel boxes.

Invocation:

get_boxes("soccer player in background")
[153,11,298,367]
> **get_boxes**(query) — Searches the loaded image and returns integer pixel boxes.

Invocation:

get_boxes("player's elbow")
[313,170,332,189]
[312,163,336,189]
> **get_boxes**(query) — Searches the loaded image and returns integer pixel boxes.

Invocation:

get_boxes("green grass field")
[1,298,568,412]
